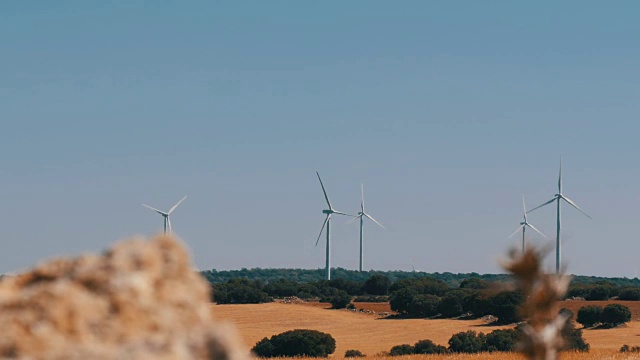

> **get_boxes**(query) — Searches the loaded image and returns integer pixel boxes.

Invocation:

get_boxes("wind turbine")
[315,172,354,280]
[142,196,187,234]
[349,184,384,272]
[528,160,591,274]
[509,195,546,253]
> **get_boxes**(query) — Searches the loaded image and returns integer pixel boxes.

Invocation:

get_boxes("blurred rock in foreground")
[0,235,248,360]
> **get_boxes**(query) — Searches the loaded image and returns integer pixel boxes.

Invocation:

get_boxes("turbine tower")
[351,184,384,272]
[142,196,187,234]
[315,172,354,280]
[528,160,591,274]
[509,195,546,253]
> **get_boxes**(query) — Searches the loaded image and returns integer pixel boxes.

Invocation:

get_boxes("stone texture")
[0,235,248,360]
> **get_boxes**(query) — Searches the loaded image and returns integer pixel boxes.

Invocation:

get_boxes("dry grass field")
[212,301,640,359]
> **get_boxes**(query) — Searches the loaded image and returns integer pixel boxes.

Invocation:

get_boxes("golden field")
[212,301,640,359]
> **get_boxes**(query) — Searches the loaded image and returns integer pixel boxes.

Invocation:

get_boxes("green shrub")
[448,330,485,353]
[483,329,519,352]
[601,304,631,327]
[620,344,640,352]
[363,274,391,295]
[409,294,441,317]
[489,290,523,324]
[437,290,469,318]
[344,349,365,357]
[576,306,603,328]
[619,288,640,301]
[251,329,336,358]
[329,290,352,309]
[389,344,414,356]
[413,339,448,354]
[389,287,418,314]
[585,286,610,301]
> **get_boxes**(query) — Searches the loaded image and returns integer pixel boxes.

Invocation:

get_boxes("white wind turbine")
[509,195,546,253]
[142,196,187,234]
[528,159,591,274]
[315,172,354,280]
[349,184,384,272]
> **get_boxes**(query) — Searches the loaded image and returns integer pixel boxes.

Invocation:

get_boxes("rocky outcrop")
[0,235,248,360]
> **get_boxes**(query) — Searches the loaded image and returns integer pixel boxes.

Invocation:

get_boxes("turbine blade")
[346,215,362,224]
[522,194,527,220]
[315,215,329,246]
[561,195,592,219]
[558,157,563,194]
[167,217,172,234]
[316,172,332,209]
[364,213,385,229]
[525,223,547,237]
[509,224,525,238]
[142,204,166,216]
[333,211,356,217]
[527,197,557,214]
[361,183,365,213]
[168,196,187,214]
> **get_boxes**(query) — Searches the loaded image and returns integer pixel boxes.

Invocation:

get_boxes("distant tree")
[601,304,631,327]
[437,292,465,318]
[212,278,272,304]
[585,286,610,301]
[566,285,592,299]
[409,294,441,317]
[576,306,603,328]
[329,290,352,309]
[389,287,419,315]
[263,278,300,297]
[389,277,450,296]
[488,290,523,324]
[459,278,491,290]
[363,274,391,295]
[448,331,485,353]
[413,339,448,354]
[327,278,364,295]
[251,329,336,358]
[344,349,365,357]
[619,288,640,301]
[461,290,491,317]
[389,344,414,356]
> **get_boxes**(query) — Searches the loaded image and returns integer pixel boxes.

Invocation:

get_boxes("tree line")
[201,267,640,288]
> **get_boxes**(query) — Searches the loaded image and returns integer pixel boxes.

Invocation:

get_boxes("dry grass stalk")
[503,247,572,360]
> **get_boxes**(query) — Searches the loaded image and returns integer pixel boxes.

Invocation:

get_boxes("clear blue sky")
[1,1,639,277]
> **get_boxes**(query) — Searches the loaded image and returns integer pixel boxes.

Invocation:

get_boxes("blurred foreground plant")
[503,247,572,360]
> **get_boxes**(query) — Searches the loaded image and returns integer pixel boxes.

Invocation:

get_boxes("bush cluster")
[252,329,336,358]
[389,340,448,356]
[389,277,523,324]
[576,304,631,328]
[388,329,519,356]
[211,278,273,304]
[620,344,640,353]
[344,349,365,357]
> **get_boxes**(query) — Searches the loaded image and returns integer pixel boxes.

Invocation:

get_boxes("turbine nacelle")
[142,196,187,234]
